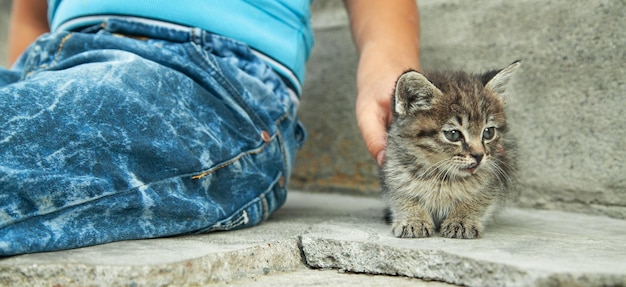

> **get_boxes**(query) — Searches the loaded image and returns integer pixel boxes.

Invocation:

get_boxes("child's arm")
[344,0,421,165]
[8,0,50,65]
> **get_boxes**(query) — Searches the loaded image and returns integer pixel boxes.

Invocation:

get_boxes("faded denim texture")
[0,18,304,256]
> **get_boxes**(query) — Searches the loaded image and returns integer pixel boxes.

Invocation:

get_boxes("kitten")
[381,61,520,239]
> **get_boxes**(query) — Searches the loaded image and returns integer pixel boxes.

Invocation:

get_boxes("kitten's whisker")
[485,159,513,187]
[432,159,454,181]
[438,160,458,182]
[414,157,451,180]
[490,157,515,177]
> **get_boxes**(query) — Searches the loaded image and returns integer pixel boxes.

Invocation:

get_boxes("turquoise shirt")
[47,0,314,93]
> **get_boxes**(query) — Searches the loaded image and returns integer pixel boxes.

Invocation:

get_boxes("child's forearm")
[8,0,50,65]
[343,0,421,165]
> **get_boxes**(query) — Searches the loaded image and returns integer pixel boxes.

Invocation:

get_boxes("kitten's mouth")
[463,167,477,174]
[461,165,479,175]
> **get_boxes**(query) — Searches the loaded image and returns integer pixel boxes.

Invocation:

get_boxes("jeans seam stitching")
[260,193,269,221]
[52,33,75,69]
[190,139,271,180]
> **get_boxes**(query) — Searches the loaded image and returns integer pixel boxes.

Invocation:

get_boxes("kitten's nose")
[471,153,484,164]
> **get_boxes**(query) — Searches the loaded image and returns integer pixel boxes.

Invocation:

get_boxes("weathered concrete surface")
[293,0,626,219]
[1,191,625,287]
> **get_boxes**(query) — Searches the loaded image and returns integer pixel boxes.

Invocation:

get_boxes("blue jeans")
[0,18,305,256]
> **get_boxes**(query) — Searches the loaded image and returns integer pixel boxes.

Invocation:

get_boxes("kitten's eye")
[443,130,463,142]
[483,127,496,140]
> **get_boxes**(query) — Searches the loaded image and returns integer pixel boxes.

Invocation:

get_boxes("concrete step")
[1,191,625,286]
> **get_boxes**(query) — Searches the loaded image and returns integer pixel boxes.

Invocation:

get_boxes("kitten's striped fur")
[381,61,520,239]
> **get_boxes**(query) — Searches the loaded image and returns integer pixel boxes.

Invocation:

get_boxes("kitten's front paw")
[440,219,482,239]
[392,220,435,238]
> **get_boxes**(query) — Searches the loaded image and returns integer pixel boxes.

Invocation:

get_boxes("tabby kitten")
[381,61,520,239]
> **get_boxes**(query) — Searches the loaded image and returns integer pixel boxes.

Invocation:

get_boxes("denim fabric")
[0,18,305,256]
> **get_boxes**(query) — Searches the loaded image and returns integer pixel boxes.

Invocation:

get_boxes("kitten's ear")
[394,71,440,117]
[484,60,521,94]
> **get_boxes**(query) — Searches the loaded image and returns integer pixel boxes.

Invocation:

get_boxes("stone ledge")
[0,238,302,286]
[1,191,625,286]
[299,195,626,286]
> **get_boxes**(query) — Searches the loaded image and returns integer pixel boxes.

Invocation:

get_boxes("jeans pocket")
[181,37,303,179]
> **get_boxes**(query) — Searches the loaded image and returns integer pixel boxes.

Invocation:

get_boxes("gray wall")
[0,0,10,68]
[0,0,624,219]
